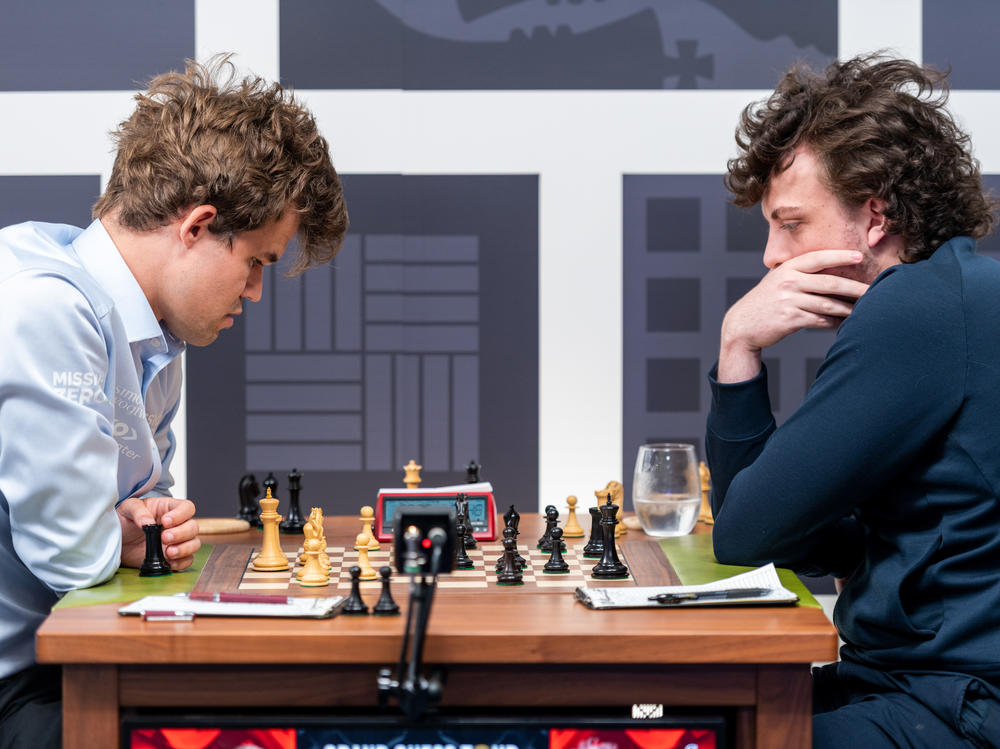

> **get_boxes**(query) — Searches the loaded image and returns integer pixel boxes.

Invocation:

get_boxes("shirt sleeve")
[0,272,123,592]
[145,392,179,498]
[706,264,965,577]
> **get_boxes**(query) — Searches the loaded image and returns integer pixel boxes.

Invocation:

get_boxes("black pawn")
[237,473,261,526]
[538,505,565,553]
[591,497,629,579]
[543,527,570,573]
[454,517,475,570]
[342,566,369,614]
[495,526,526,571]
[582,506,604,558]
[466,460,481,483]
[139,524,171,577]
[280,467,305,533]
[373,566,400,615]
[496,537,523,585]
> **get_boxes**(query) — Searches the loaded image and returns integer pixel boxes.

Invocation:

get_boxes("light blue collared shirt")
[0,220,184,678]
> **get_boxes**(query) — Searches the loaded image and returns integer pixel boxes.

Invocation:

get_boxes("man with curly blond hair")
[706,55,1000,747]
[0,57,348,748]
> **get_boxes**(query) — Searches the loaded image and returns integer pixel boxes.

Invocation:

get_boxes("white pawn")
[356,531,378,580]
[358,506,380,550]
[299,537,329,587]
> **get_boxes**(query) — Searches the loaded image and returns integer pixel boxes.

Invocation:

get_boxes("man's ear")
[178,205,218,249]
[866,198,890,247]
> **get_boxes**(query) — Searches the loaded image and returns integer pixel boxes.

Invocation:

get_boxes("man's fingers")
[118,498,156,529]
[786,249,864,273]
[166,536,202,562]
[162,518,199,545]
[796,292,857,319]
[159,498,196,529]
[798,272,870,300]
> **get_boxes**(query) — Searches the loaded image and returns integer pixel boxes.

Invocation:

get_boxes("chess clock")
[375,483,497,542]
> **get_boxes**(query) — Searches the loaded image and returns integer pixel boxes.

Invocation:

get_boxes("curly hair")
[93,55,348,274]
[726,55,996,262]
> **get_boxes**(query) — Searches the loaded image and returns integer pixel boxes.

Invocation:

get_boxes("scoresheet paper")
[118,593,345,619]
[575,563,798,609]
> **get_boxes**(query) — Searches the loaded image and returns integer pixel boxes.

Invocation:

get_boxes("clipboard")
[118,592,345,619]
[575,563,799,609]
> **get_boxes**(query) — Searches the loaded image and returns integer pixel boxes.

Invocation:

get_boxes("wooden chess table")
[36,513,837,748]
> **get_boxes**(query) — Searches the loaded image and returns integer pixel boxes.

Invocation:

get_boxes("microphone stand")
[378,533,447,718]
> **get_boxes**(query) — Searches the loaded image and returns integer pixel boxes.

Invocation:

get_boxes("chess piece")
[298,537,329,587]
[582,505,604,558]
[538,506,564,553]
[504,504,520,536]
[596,481,627,537]
[496,537,523,585]
[263,472,278,500]
[454,517,475,570]
[538,505,557,550]
[373,566,400,615]
[316,508,331,569]
[542,527,570,573]
[252,488,290,571]
[466,459,481,483]
[359,506,380,550]
[591,496,629,579]
[403,459,422,489]
[698,461,715,525]
[298,508,323,576]
[562,495,585,538]
[237,473,261,526]
[356,532,378,580]
[495,526,526,571]
[138,524,171,576]
[455,493,476,549]
[342,566,369,614]
[279,467,305,533]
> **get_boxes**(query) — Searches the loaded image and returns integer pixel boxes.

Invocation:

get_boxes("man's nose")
[242,265,263,302]
[762,229,792,269]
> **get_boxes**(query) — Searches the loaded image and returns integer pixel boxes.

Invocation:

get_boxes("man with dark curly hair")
[0,57,348,748]
[706,55,1000,747]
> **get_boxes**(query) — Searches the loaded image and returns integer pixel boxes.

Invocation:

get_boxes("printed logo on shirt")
[113,385,146,420]
[51,370,107,404]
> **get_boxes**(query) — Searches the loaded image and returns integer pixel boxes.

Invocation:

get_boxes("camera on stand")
[377,506,456,718]
[394,507,455,576]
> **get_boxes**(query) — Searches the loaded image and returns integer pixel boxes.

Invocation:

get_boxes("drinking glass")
[632,443,700,537]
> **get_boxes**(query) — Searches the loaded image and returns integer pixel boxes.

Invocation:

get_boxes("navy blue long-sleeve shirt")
[706,237,1000,677]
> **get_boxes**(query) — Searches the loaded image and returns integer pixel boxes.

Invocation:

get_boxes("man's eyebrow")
[770,205,803,220]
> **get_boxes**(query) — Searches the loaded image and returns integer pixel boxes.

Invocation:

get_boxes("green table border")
[53,544,213,609]
[658,533,821,609]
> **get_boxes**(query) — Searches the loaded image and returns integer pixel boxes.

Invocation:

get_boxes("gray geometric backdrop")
[279,0,836,89]
[0,0,192,90]
[186,175,539,517]
[923,0,1000,89]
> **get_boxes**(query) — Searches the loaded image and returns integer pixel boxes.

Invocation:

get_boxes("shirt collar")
[71,219,170,346]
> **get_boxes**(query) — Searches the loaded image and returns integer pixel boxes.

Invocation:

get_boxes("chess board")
[192,539,681,598]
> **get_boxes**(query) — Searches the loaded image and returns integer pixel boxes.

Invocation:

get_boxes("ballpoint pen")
[647,587,772,604]
[188,592,291,604]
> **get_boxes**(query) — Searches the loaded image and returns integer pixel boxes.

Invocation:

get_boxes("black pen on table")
[647,587,772,604]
